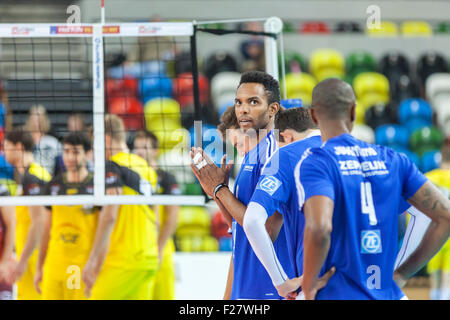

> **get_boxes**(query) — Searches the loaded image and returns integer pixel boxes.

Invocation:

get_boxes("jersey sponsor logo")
[28,184,41,195]
[361,229,382,254]
[50,185,61,196]
[244,165,254,172]
[139,179,152,196]
[105,172,119,185]
[257,176,282,196]
[334,146,377,157]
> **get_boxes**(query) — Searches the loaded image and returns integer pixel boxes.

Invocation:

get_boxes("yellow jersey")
[44,172,99,278]
[103,152,159,271]
[15,163,52,258]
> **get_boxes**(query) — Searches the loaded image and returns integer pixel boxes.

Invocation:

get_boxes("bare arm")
[223,255,233,300]
[302,195,334,300]
[34,208,52,293]
[394,181,450,285]
[158,204,179,256]
[0,206,15,265]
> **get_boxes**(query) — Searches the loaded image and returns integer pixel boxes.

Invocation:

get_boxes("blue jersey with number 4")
[296,133,427,300]
[250,133,322,279]
[231,130,293,300]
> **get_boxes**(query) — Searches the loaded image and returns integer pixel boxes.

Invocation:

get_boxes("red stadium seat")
[106,77,139,103]
[173,73,210,108]
[108,96,144,130]
[300,21,330,34]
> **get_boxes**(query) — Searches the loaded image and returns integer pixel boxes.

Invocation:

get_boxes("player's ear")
[280,131,293,144]
[308,107,319,126]
[269,102,280,118]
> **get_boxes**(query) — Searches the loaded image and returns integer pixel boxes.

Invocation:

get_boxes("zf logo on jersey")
[257,176,282,196]
[361,230,382,254]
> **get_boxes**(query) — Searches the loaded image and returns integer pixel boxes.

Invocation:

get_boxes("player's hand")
[0,260,16,285]
[190,148,229,197]
[82,260,98,298]
[275,277,303,299]
[34,267,43,294]
[303,266,336,300]
[393,270,408,288]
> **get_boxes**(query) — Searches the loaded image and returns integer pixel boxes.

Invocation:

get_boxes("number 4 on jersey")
[361,182,378,226]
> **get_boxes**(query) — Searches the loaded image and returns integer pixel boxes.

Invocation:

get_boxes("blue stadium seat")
[420,150,441,173]
[398,98,433,125]
[390,146,421,168]
[280,99,303,109]
[139,76,173,104]
[375,124,409,147]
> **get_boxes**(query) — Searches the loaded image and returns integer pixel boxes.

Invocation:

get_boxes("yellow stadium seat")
[401,21,433,37]
[175,206,211,238]
[353,72,390,110]
[366,21,398,37]
[283,73,317,106]
[201,236,219,252]
[309,49,345,81]
[144,97,181,124]
[355,100,365,125]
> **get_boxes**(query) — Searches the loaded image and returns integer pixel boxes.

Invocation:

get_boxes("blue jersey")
[231,130,293,300]
[250,132,322,279]
[296,133,427,300]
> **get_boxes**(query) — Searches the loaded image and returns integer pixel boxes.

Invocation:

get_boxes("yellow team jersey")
[44,172,99,279]
[103,152,159,271]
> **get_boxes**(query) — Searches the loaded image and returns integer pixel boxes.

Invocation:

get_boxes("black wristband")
[213,183,228,198]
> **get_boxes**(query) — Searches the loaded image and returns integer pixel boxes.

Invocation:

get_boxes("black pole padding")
[190,25,202,148]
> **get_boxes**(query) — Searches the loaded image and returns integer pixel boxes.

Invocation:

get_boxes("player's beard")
[239,107,270,136]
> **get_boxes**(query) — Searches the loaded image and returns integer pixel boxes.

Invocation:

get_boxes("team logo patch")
[361,230,382,254]
[257,176,282,196]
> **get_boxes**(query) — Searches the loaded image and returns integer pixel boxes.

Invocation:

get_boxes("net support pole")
[264,17,283,81]
[92,24,106,200]
[190,23,203,148]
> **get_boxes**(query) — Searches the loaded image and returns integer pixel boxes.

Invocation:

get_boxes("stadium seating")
[364,103,395,130]
[353,72,390,110]
[335,21,363,33]
[420,150,442,173]
[300,21,330,34]
[398,98,433,126]
[391,146,421,168]
[309,49,345,81]
[174,51,193,76]
[436,22,450,34]
[211,210,231,240]
[351,124,375,143]
[379,52,410,86]
[410,126,444,157]
[176,206,211,237]
[375,124,409,148]
[280,98,303,109]
[106,77,139,103]
[0,102,5,128]
[108,61,167,79]
[240,39,264,60]
[346,51,377,81]
[202,51,239,80]
[172,72,210,109]
[425,73,450,109]
[283,73,317,106]
[279,52,308,74]
[366,21,398,37]
[108,96,144,130]
[210,71,241,110]
[139,75,173,104]
[401,21,433,37]
[417,51,449,87]
[391,75,420,105]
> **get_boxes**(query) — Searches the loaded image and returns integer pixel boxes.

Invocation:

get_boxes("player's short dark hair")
[63,131,92,152]
[218,105,239,138]
[238,71,281,106]
[311,78,356,119]
[133,130,159,149]
[275,107,317,139]
[441,144,450,163]
[5,128,35,152]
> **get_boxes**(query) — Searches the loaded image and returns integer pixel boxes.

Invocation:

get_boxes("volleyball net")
[0,17,283,207]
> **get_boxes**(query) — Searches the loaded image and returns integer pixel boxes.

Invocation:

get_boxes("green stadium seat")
[410,127,445,157]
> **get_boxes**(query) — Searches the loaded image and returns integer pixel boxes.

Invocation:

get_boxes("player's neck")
[67,166,89,183]
[256,121,274,144]
[319,121,351,142]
